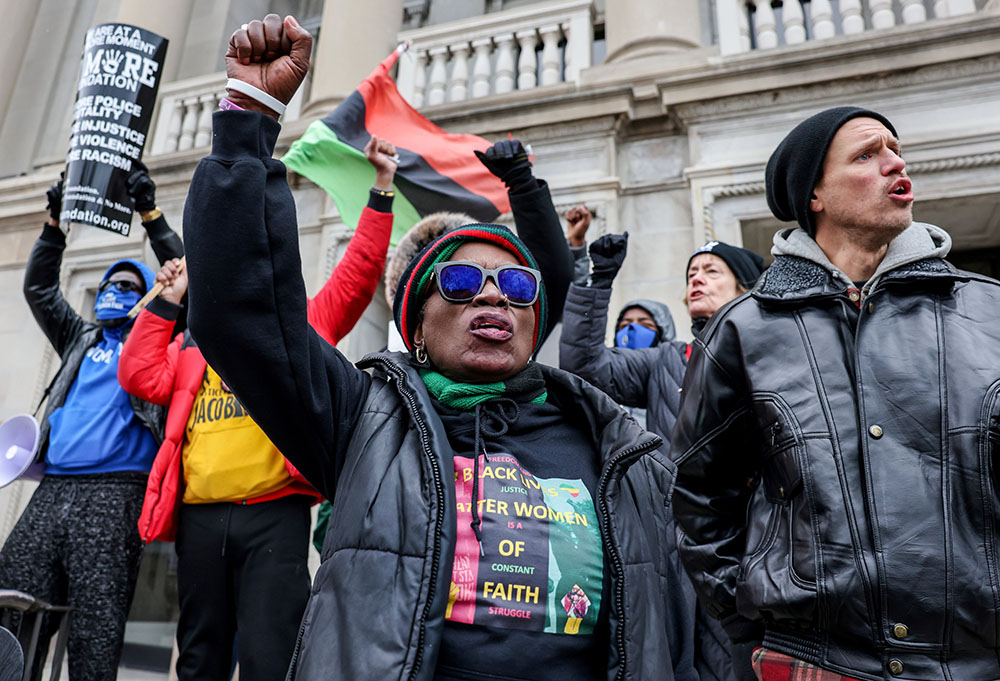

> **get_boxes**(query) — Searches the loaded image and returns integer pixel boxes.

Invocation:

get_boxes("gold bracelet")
[140,207,162,222]
[370,187,394,198]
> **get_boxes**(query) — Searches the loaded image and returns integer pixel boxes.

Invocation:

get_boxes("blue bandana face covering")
[615,322,658,349]
[94,286,142,321]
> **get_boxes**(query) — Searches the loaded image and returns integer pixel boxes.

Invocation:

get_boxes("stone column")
[116,0,196,84]
[604,0,701,62]
[305,0,405,116]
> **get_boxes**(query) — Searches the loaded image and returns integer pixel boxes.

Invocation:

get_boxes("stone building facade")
[0,0,998,673]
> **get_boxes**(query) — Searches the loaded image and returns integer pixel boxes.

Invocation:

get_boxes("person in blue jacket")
[0,169,183,681]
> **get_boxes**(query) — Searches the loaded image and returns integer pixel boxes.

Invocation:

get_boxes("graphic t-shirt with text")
[182,365,291,503]
[433,397,609,681]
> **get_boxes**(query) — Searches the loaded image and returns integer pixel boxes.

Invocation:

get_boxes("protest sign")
[62,24,167,236]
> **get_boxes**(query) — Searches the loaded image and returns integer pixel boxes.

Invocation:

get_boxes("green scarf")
[419,364,547,411]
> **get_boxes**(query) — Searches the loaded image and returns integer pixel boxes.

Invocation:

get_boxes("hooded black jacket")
[23,220,183,454]
[670,224,1000,681]
[183,110,695,681]
[559,283,688,447]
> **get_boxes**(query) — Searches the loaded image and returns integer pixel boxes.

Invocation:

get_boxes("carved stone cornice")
[701,181,766,238]
[672,54,1000,123]
[907,152,1000,174]
[698,150,1000,236]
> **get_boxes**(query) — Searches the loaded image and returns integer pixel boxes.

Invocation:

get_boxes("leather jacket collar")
[753,255,967,305]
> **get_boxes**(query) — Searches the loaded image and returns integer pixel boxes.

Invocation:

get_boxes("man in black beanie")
[670,106,1000,681]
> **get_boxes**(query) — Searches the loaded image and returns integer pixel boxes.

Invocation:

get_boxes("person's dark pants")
[0,473,146,681]
[175,496,311,681]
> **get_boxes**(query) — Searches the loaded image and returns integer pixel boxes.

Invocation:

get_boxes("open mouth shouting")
[469,311,514,342]
[889,177,913,202]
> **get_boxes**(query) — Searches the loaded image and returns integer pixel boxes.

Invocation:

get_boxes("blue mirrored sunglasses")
[431,261,541,306]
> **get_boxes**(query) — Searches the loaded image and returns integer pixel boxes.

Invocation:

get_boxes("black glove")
[587,232,628,288]
[475,139,533,189]
[126,160,157,213]
[45,175,64,223]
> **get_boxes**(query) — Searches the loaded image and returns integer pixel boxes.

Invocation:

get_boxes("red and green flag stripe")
[283,49,510,244]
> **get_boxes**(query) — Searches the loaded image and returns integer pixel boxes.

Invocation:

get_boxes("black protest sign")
[62,24,167,237]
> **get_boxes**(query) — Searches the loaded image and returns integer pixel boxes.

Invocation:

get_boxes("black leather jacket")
[670,252,1000,681]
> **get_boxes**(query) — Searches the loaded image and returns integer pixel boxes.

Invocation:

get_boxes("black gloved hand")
[587,232,628,288]
[126,160,157,213]
[474,139,533,189]
[45,175,64,223]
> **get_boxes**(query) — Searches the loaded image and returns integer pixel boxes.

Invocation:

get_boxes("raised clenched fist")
[588,232,629,289]
[364,136,399,191]
[155,258,188,305]
[565,205,592,248]
[225,14,312,117]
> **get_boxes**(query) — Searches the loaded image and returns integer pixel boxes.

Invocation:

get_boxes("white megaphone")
[0,414,43,488]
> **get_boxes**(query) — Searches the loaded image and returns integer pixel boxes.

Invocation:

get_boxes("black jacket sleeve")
[570,244,589,286]
[183,111,370,500]
[142,212,185,265]
[23,224,87,358]
[559,282,659,407]
[508,178,573,344]
[142,212,187,334]
[669,319,760,627]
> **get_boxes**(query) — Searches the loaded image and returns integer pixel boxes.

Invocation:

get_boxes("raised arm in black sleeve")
[143,212,184,265]
[509,178,574,344]
[183,110,370,499]
[23,224,87,358]
[475,139,574,345]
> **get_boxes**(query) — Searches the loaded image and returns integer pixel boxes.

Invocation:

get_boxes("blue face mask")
[94,285,142,321]
[615,322,658,349]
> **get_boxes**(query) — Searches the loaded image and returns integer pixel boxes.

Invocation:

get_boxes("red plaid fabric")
[752,648,863,681]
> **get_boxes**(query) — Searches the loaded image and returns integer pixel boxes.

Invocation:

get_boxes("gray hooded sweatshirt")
[771,222,952,297]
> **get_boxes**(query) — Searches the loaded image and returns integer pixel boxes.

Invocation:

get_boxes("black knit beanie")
[687,241,765,290]
[765,106,897,236]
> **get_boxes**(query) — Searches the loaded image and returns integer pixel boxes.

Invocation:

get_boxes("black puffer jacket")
[670,224,1000,681]
[288,354,684,681]
[23,222,182,453]
[559,283,688,445]
[183,111,695,681]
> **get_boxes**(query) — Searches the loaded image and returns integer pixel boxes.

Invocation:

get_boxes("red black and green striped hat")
[392,224,547,355]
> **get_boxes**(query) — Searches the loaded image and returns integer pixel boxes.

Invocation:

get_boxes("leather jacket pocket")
[984,382,1000,501]
[740,396,818,598]
[761,429,802,506]
[989,416,1000,497]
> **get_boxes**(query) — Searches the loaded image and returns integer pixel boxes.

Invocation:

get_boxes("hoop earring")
[415,343,428,365]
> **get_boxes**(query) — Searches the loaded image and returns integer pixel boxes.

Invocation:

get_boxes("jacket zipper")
[383,360,446,681]
[978,382,1000,637]
[597,437,662,681]
[284,357,446,681]
[850,284,940,644]
[140,446,176,544]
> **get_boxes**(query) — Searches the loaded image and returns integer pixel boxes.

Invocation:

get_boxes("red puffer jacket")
[120,204,392,542]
